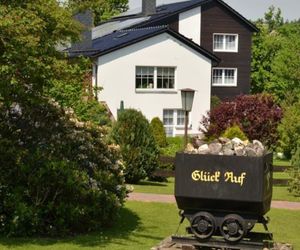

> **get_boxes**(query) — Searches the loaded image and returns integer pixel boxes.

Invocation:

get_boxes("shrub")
[287,143,300,196]
[150,117,167,147]
[111,109,159,184]
[0,99,126,236]
[201,94,282,147]
[211,95,222,109]
[222,124,248,141]
[160,137,184,157]
[278,98,300,158]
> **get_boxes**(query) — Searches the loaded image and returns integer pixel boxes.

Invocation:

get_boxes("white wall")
[179,7,201,46]
[96,33,211,135]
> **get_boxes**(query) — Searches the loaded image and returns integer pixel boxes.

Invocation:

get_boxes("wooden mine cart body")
[175,153,273,216]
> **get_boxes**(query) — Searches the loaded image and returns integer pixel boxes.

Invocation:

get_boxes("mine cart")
[174,152,273,244]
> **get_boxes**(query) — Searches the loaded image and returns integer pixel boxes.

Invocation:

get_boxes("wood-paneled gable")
[201,1,253,99]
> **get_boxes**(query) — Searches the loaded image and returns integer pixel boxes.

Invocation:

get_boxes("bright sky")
[129,0,300,21]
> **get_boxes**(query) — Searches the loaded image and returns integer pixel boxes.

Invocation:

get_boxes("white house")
[92,28,217,136]
[70,0,257,136]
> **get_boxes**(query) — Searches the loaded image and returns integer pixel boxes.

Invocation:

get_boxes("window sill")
[175,125,192,130]
[212,84,237,87]
[213,50,238,53]
[135,89,178,94]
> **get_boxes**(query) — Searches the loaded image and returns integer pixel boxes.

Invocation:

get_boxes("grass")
[0,202,299,249]
[133,177,300,202]
[273,171,290,179]
[273,158,291,167]
[132,178,175,195]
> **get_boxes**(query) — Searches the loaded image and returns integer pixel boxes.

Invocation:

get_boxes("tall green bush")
[150,117,167,147]
[111,109,159,183]
[0,100,126,236]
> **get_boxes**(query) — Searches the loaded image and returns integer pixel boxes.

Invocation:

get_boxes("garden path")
[128,192,300,210]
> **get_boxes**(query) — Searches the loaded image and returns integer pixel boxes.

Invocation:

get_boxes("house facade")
[70,0,257,136]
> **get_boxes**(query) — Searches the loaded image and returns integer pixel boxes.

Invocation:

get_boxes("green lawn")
[273,158,291,167]
[0,202,299,249]
[133,177,300,202]
[132,178,175,195]
[273,171,290,179]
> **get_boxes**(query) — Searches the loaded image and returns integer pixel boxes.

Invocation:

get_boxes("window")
[136,66,175,90]
[213,34,238,52]
[157,67,175,89]
[136,66,154,89]
[163,109,190,137]
[212,68,237,86]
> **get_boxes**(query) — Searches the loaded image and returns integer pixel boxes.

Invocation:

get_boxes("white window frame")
[163,109,192,137]
[212,68,238,87]
[213,33,239,53]
[135,66,177,92]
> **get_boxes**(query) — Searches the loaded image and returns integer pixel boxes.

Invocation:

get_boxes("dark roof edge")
[130,0,258,33]
[166,29,220,63]
[92,27,220,63]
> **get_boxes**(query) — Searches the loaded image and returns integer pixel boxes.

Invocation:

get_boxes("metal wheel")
[190,212,216,240]
[220,214,247,242]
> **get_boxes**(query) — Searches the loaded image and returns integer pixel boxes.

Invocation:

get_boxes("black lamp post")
[181,88,195,150]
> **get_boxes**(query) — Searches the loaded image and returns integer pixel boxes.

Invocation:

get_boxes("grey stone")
[245,146,257,157]
[185,143,195,152]
[192,137,205,149]
[253,140,265,156]
[219,137,231,144]
[208,142,222,155]
[232,137,243,146]
[223,141,233,151]
[234,145,245,156]
[198,144,210,154]
[223,148,235,156]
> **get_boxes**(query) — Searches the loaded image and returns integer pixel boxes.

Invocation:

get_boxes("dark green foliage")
[278,96,300,158]
[111,109,159,184]
[210,95,222,109]
[222,125,248,141]
[0,100,126,236]
[150,117,167,147]
[287,144,300,196]
[0,1,125,236]
[201,94,282,147]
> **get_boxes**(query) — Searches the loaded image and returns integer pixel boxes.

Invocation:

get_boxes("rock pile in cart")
[185,137,266,157]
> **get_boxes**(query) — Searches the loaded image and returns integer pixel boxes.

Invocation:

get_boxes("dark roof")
[68,26,219,63]
[111,0,258,32]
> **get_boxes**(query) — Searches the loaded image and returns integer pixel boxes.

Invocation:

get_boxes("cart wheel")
[190,212,216,240]
[220,214,247,242]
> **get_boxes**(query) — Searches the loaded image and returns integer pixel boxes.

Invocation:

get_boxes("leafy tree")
[47,57,110,125]
[251,7,300,101]
[251,6,284,95]
[68,0,128,25]
[0,0,125,236]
